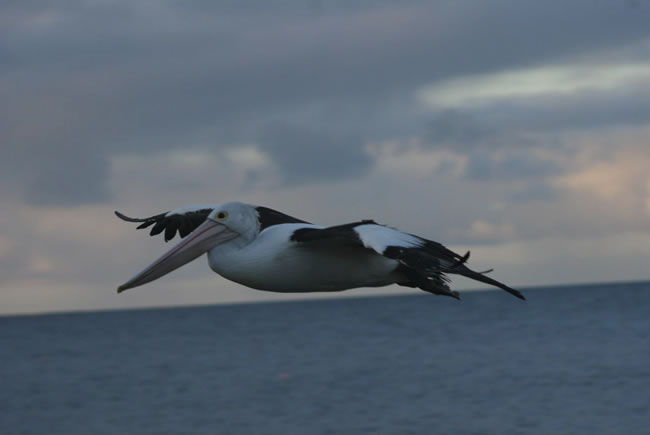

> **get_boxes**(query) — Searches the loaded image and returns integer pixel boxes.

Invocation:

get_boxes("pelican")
[115,202,524,300]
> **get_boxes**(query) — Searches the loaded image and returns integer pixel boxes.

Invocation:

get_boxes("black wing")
[115,208,213,242]
[256,206,311,231]
[290,221,460,298]
[291,221,524,300]
[290,220,376,244]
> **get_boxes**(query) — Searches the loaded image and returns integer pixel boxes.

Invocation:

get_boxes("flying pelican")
[115,202,524,300]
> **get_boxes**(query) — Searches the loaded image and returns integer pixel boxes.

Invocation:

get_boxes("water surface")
[1,282,649,434]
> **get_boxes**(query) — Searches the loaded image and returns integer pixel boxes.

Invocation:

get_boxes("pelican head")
[117,202,258,293]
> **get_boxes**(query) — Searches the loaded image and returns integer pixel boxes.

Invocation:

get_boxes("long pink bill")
[117,219,238,293]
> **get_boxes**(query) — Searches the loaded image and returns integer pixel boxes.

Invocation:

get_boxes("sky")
[2,0,650,315]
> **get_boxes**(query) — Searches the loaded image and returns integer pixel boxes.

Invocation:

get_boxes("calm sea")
[1,282,649,435]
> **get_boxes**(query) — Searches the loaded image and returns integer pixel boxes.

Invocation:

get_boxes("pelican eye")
[216,211,228,221]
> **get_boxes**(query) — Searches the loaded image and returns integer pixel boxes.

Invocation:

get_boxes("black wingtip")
[453,265,525,301]
[114,210,144,222]
[504,286,526,300]
[451,251,471,269]
[498,284,525,300]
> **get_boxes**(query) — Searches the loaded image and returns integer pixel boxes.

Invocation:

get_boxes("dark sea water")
[1,282,649,435]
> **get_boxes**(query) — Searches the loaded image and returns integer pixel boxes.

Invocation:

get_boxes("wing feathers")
[290,220,374,244]
[256,206,310,231]
[114,207,213,242]
[292,221,523,300]
[114,210,167,223]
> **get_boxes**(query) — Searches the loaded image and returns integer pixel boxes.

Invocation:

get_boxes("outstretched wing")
[115,205,215,242]
[291,221,524,300]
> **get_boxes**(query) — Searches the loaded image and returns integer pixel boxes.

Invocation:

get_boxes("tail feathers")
[452,265,525,300]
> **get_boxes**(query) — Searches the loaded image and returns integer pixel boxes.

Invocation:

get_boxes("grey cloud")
[419,111,564,204]
[258,123,372,184]
[423,110,514,151]
[421,84,650,155]
[508,181,558,203]
[420,109,545,177]
[465,149,563,182]
[26,149,111,205]
[2,1,650,204]
[426,110,488,147]
[497,89,650,133]
[1,138,112,205]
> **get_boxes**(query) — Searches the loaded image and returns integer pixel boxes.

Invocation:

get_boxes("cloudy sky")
[2,0,650,314]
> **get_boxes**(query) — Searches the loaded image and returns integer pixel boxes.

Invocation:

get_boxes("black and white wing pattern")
[291,221,524,300]
[115,205,215,242]
[255,206,311,231]
[115,204,311,242]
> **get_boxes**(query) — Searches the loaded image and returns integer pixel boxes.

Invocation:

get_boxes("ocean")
[1,282,648,434]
